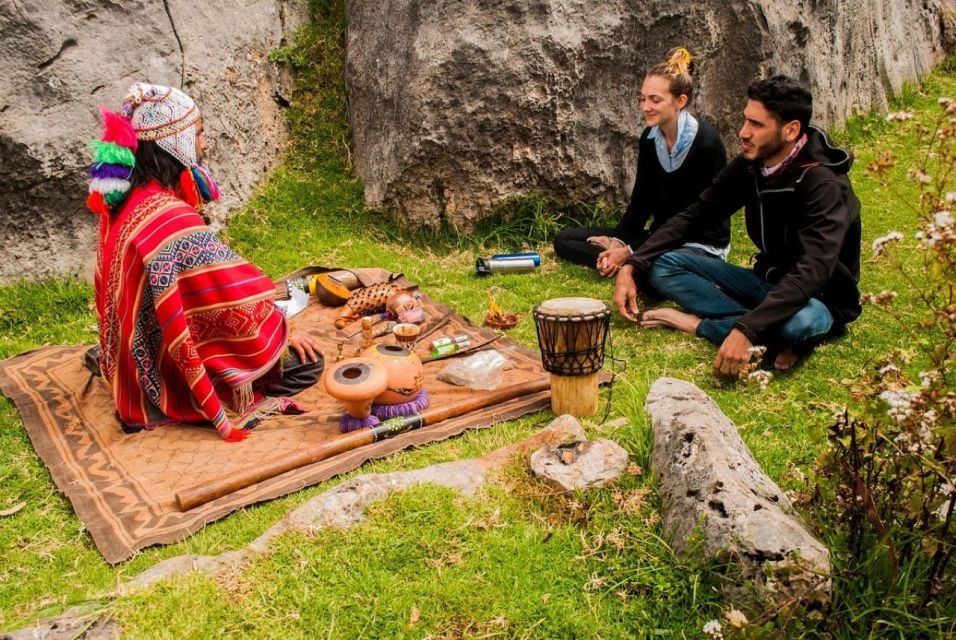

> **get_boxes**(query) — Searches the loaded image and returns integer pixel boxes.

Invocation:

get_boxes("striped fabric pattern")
[95,182,288,440]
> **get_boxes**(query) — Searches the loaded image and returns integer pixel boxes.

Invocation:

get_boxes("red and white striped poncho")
[94,182,288,441]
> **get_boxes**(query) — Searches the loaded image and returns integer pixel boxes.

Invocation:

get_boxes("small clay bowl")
[392,322,421,348]
[484,312,520,330]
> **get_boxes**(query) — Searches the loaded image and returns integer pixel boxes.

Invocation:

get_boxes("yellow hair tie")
[666,47,692,75]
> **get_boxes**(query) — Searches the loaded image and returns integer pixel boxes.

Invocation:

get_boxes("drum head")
[536,297,607,318]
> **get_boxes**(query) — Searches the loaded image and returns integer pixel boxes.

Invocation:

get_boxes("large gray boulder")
[645,377,831,610]
[0,0,308,282]
[345,0,955,228]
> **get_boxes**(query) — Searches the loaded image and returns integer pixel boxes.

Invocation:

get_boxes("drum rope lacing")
[598,327,627,425]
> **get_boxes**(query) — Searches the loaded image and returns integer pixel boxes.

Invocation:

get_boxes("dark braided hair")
[128,140,185,193]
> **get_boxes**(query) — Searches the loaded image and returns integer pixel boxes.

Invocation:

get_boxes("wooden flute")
[175,377,550,511]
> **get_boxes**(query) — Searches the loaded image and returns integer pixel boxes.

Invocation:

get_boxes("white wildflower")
[919,370,939,387]
[871,231,903,255]
[934,210,953,228]
[748,344,768,357]
[746,369,773,391]
[879,389,918,423]
[885,110,915,122]
[702,619,724,639]
[921,230,941,248]
[878,363,900,376]
[907,168,933,184]
[945,192,956,203]
[725,608,749,628]
[861,290,898,305]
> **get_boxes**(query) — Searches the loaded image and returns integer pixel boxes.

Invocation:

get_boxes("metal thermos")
[491,252,541,266]
[475,252,541,277]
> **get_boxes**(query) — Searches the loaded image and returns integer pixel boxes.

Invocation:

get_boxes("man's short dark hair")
[747,75,813,133]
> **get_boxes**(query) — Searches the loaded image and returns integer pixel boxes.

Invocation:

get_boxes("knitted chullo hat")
[124,83,200,166]
[87,82,219,216]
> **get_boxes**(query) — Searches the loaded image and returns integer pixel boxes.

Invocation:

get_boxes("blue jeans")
[647,251,833,348]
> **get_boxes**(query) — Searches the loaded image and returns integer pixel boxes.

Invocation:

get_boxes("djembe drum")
[533,297,610,417]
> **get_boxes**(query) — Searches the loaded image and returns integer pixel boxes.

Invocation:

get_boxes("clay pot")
[361,343,424,405]
[323,358,388,418]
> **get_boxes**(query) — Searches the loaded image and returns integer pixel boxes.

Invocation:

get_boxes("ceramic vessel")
[392,322,421,348]
[361,343,424,405]
[323,357,388,418]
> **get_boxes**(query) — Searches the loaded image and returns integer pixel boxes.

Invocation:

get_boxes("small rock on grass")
[530,424,630,493]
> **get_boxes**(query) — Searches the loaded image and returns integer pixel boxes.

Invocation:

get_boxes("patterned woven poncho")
[95,182,288,441]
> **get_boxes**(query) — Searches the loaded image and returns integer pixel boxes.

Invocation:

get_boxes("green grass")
[1,0,955,634]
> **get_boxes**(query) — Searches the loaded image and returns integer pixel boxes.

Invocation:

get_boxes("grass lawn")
[1,2,954,637]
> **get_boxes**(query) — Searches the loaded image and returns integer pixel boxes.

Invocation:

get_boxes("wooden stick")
[176,378,551,511]
[415,311,453,343]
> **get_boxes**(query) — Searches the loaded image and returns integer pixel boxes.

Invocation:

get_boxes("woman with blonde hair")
[554,47,730,277]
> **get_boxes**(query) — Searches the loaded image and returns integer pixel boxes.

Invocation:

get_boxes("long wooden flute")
[175,378,551,511]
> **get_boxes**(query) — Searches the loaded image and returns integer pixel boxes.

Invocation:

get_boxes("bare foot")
[640,308,702,335]
[774,347,800,371]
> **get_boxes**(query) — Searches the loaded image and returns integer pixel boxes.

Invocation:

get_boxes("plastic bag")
[437,349,511,390]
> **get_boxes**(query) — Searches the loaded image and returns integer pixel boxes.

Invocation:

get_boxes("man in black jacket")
[612,75,861,376]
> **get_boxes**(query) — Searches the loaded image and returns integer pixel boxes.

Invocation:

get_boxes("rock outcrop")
[645,377,831,609]
[345,0,955,228]
[0,0,308,282]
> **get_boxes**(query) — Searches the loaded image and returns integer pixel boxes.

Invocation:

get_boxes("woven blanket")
[0,273,551,563]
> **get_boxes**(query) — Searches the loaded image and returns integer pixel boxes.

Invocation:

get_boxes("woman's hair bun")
[664,47,694,77]
[646,47,696,102]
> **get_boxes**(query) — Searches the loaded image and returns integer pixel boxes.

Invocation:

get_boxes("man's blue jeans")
[647,251,833,348]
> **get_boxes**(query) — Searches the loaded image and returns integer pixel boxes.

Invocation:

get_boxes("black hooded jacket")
[624,126,862,343]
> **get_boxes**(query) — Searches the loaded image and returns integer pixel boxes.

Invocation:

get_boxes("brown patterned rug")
[0,271,552,563]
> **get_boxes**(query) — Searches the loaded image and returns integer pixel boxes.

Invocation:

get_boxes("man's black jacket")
[624,126,862,343]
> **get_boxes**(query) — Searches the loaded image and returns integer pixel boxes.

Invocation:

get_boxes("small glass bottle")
[430,339,471,358]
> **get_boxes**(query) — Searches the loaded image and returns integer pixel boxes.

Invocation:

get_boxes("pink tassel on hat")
[99,107,138,151]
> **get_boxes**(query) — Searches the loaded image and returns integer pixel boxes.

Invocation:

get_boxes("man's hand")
[289,331,323,363]
[597,245,631,277]
[586,235,613,250]
[713,329,753,378]
[613,265,640,321]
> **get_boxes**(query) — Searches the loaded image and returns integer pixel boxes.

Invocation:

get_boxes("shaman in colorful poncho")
[90,84,290,442]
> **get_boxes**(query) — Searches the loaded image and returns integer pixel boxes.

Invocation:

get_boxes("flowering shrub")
[811,96,956,624]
